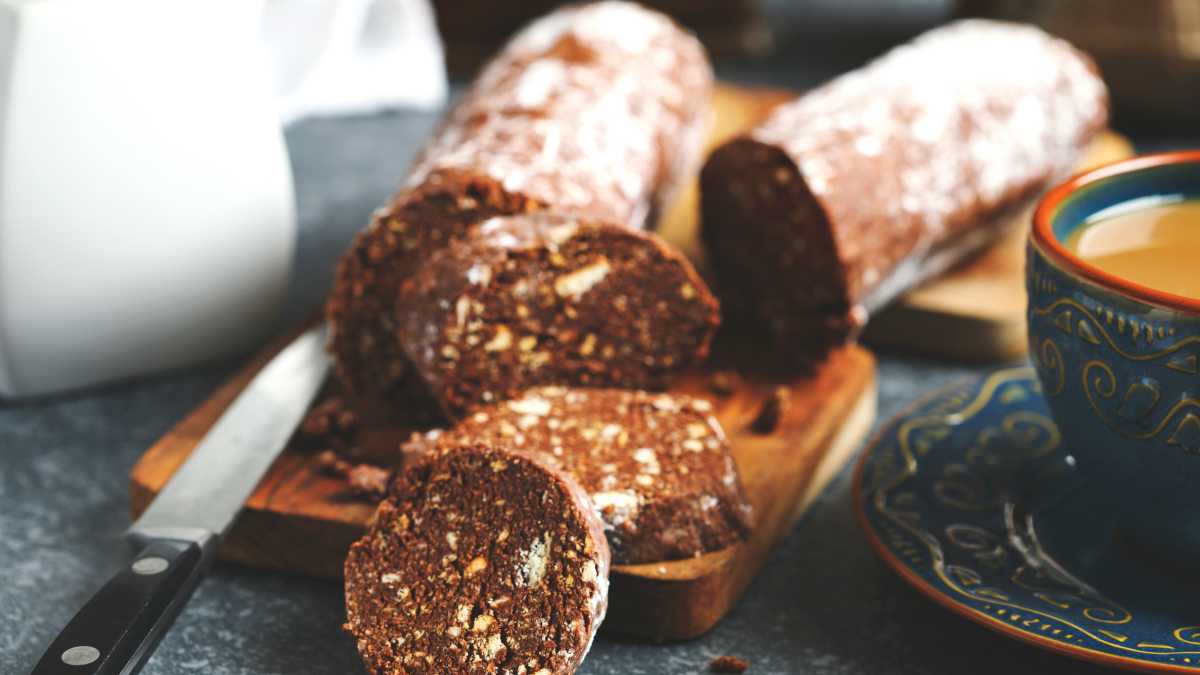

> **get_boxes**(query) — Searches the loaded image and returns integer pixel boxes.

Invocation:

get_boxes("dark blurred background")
[435,0,1200,130]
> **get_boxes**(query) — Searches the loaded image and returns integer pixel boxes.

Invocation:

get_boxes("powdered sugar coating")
[751,19,1108,298]
[401,1,712,230]
[327,2,713,398]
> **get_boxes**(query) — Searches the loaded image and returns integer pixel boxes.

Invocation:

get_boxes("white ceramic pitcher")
[0,0,295,397]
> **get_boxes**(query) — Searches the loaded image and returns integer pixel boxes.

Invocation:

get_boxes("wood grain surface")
[131,326,876,639]
[657,82,1135,361]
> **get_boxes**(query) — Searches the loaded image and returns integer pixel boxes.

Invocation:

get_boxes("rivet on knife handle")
[29,538,212,675]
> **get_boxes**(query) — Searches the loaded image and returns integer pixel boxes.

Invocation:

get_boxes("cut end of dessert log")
[397,213,721,420]
[345,442,609,675]
[326,0,713,401]
[327,176,539,398]
[402,387,754,565]
[700,21,1108,366]
[700,138,855,362]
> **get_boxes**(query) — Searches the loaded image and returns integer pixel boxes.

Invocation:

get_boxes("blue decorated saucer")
[854,367,1200,674]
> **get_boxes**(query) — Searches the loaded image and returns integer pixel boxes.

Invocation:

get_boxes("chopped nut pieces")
[401,429,445,470]
[344,442,609,675]
[397,213,720,420]
[402,388,753,564]
[711,655,750,673]
[326,1,713,398]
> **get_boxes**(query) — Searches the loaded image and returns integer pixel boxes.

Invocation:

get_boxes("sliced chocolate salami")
[345,442,609,675]
[396,213,720,420]
[403,388,753,565]
[327,1,713,396]
[700,19,1108,360]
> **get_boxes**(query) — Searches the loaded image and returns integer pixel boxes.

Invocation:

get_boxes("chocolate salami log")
[396,213,721,420]
[345,442,609,675]
[404,388,754,564]
[700,19,1108,359]
[328,1,713,396]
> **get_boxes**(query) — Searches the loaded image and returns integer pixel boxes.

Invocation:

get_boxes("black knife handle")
[30,537,214,675]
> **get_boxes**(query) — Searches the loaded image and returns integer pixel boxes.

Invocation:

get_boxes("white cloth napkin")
[261,0,448,126]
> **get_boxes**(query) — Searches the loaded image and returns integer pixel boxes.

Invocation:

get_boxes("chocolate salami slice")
[327,1,713,396]
[700,19,1108,359]
[403,388,753,565]
[396,213,720,420]
[345,442,609,675]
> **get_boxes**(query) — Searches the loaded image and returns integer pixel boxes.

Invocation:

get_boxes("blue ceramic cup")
[1028,151,1200,559]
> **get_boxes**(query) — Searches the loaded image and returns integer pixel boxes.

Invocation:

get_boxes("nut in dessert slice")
[404,388,754,565]
[345,442,609,675]
[396,213,720,420]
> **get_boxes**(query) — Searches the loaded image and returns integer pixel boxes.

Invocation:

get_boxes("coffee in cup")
[1027,150,1200,560]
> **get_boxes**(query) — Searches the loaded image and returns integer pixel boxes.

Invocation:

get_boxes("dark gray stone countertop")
[3,19,1189,672]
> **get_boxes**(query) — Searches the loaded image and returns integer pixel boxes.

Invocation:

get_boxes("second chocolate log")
[328,1,713,396]
[700,19,1109,360]
[397,213,721,420]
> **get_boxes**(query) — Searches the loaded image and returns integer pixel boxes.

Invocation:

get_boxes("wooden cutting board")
[657,82,1135,362]
[131,326,876,640]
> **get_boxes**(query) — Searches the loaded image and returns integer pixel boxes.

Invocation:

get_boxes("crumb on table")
[314,450,393,501]
[750,386,791,434]
[711,655,749,673]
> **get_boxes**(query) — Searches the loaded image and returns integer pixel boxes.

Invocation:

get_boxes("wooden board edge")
[602,352,877,639]
[792,369,878,521]
[217,508,369,578]
[863,302,1029,362]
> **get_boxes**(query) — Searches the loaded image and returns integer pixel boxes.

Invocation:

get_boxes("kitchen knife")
[30,324,331,675]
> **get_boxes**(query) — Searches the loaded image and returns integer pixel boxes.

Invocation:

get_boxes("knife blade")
[30,323,331,675]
